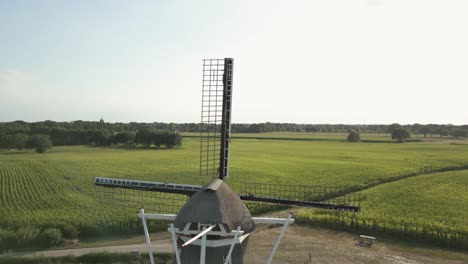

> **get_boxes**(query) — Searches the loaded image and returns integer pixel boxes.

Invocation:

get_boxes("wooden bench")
[357,235,376,247]
[130,251,140,257]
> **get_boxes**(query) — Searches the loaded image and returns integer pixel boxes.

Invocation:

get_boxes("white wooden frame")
[138,211,294,264]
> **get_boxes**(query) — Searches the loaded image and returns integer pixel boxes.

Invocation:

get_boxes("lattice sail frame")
[199,58,233,179]
[95,185,187,214]
[93,177,196,214]
[240,182,361,212]
[93,57,362,214]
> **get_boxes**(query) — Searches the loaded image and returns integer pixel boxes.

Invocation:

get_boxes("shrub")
[62,225,79,239]
[391,128,411,143]
[39,228,62,247]
[11,133,29,150]
[164,132,182,149]
[27,134,52,153]
[0,228,17,253]
[15,226,40,247]
[347,130,361,142]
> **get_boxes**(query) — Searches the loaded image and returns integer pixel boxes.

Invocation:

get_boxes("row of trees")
[0,120,466,151]
[0,225,78,253]
[348,127,412,143]
[0,134,52,153]
[1,120,467,137]
[108,130,183,149]
[0,130,182,151]
[133,130,182,149]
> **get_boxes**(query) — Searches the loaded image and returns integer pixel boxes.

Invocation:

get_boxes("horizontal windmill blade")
[95,177,202,195]
[95,177,360,212]
[94,177,197,213]
[239,182,361,212]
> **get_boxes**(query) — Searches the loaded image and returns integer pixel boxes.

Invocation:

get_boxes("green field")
[297,170,468,248]
[1,136,468,250]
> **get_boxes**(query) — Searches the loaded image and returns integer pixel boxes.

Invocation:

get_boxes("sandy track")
[247,225,467,264]
[3,226,466,264]
[2,207,466,263]
[4,239,172,258]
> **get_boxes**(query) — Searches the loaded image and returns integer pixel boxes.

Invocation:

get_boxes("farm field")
[297,170,468,249]
[1,136,468,250]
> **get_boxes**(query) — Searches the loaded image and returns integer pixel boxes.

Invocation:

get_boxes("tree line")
[348,123,414,143]
[1,120,467,135]
[2,120,467,138]
[0,120,183,152]
[0,134,52,153]
[0,120,467,151]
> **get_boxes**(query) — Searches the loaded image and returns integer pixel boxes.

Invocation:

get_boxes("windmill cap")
[174,179,255,233]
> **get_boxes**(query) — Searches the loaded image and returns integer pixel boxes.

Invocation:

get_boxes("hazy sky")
[0,0,467,124]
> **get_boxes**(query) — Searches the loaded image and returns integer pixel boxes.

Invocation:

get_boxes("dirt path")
[4,225,466,264]
[247,225,467,264]
[2,239,172,258]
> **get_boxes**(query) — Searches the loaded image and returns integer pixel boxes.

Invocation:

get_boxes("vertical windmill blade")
[219,58,233,179]
[200,58,233,180]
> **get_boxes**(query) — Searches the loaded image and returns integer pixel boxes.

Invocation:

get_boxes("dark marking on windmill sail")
[174,178,255,263]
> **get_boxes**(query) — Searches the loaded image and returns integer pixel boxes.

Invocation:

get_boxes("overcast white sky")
[0,0,467,124]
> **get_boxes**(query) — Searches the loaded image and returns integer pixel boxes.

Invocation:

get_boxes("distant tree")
[152,132,164,149]
[0,134,13,149]
[305,125,319,134]
[27,134,52,153]
[248,124,261,133]
[452,129,468,138]
[387,123,402,134]
[264,122,274,133]
[11,133,29,150]
[391,128,411,143]
[168,122,175,132]
[87,131,110,146]
[347,130,361,142]
[114,132,134,144]
[412,123,422,134]
[439,127,449,137]
[135,129,152,147]
[419,126,431,137]
[0,133,30,150]
[164,132,182,149]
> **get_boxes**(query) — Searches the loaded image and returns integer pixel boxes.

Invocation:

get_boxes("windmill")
[94,58,360,264]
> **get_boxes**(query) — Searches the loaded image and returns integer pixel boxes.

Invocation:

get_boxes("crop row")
[297,170,468,249]
[1,141,468,251]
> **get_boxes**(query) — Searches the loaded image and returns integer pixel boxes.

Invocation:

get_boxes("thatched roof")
[174,179,255,233]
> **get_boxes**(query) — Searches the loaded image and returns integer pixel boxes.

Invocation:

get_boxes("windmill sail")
[94,177,192,213]
[93,57,363,264]
[239,182,360,212]
[95,177,360,212]
[200,58,233,179]
[94,57,361,213]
